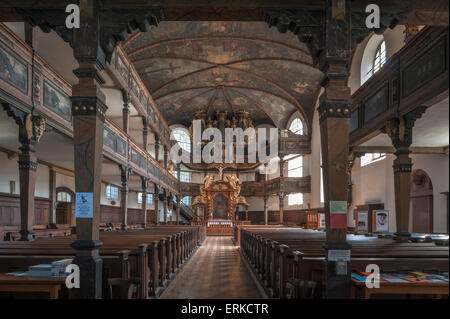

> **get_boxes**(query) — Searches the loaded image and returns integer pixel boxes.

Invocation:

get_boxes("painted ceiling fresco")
[123,21,324,130]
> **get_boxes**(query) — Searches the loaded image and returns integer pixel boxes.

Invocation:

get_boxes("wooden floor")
[161,236,265,299]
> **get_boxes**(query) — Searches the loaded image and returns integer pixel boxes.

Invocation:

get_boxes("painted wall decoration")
[103,128,115,150]
[402,37,446,97]
[117,54,129,83]
[350,109,359,132]
[43,80,71,121]
[364,84,389,123]
[123,21,323,130]
[0,43,28,93]
[116,137,127,158]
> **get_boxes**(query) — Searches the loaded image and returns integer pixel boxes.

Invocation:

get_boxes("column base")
[70,254,103,299]
[70,239,103,299]
[394,232,411,243]
[322,259,351,299]
[121,224,127,230]
[322,242,352,299]
[18,229,35,241]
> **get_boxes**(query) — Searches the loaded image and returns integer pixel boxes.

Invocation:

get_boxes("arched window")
[360,35,386,85]
[57,191,72,203]
[56,187,74,203]
[372,41,386,74]
[172,128,191,152]
[289,118,304,135]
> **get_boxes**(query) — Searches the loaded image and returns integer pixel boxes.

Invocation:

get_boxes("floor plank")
[161,236,264,299]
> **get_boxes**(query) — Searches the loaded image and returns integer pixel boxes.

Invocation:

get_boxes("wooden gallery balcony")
[0,23,179,194]
[350,26,448,146]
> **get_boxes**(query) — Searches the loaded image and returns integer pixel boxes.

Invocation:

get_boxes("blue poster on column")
[76,192,93,218]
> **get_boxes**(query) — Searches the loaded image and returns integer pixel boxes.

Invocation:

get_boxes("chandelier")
[187,110,258,152]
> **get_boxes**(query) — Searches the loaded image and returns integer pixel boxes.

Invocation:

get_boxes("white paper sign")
[374,210,389,232]
[76,192,93,218]
[319,213,326,228]
[328,249,351,261]
[356,211,368,231]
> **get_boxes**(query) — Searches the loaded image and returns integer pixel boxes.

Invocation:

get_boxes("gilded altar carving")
[192,170,247,221]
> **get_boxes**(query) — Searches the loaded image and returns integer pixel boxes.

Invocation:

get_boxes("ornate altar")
[192,166,250,235]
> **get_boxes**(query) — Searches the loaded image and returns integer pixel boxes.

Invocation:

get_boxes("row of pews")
[0,224,72,241]
[236,226,449,299]
[0,225,206,298]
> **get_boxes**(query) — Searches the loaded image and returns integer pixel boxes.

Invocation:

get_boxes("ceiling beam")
[2,1,447,24]
[352,146,449,155]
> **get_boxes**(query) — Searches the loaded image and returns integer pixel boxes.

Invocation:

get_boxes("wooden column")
[142,117,148,151]
[263,196,269,226]
[279,158,285,177]
[141,176,149,228]
[153,184,159,225]
[176,196,181,225]
[49,168,56,224]
[383,107,427,241]
[318,0,352,299]
[122,89,130,134]
[18,125,37,240]
[176,164,181,225]
[2,105,46,241]
[16,113,46,240]
[278,193,285,225]
[163,194,168,224]
[164,145,168,169]
[119,165,131,230]
[154,134,160,162]
[70,0,105,299]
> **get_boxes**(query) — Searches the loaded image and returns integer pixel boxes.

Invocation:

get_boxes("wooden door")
[411,196,433,233]
[56,202,74,226]
[411,170,433,233]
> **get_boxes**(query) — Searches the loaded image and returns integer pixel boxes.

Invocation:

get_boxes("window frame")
[372,40,386,75]
[56,191,72,203]
[286,155,303,178]
[172,128,191,153]
[288,117,304,135]
[288,193,304,206]
[137,192,153,204]
[360,152,387,167]
[105,184,119,200]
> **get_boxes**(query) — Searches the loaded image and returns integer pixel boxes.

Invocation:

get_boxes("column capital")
[382,106,427,151]
[72,96,108,122]
[141,176,149,191]
[119,165,131,187]
[317,100,351,123]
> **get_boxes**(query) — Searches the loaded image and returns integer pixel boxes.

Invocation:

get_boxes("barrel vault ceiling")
[123,21,324,130]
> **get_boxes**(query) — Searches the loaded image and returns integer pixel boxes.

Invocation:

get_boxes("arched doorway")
[55,187,76,226]
[410,169,433,233]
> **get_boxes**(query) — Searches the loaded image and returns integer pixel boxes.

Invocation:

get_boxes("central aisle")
[161,236,265,299]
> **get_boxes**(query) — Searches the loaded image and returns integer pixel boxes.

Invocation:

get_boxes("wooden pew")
[238,226,449,299]
[0,225,206,299]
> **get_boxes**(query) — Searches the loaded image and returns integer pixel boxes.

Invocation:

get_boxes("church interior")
[0,0,448,301]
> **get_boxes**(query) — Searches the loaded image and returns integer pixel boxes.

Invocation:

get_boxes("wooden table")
[351,278,449,299]
[0,273,66,299]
